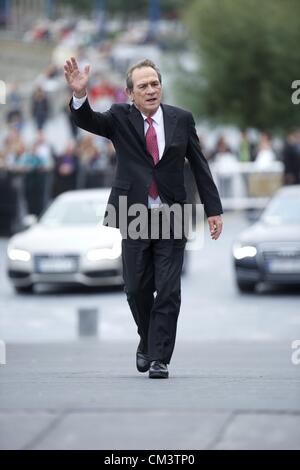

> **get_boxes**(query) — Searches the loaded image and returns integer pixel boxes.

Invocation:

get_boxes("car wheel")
[14,285,34,294]
[236,279,256,293]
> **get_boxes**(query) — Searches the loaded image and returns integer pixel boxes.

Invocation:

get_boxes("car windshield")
[40,199,107,226]
[262,195,300,225]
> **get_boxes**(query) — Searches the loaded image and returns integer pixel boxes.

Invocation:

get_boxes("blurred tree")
[58,0,146,14]
[60,0,92,12]
[178,0,300,133]
[58,0,185,16]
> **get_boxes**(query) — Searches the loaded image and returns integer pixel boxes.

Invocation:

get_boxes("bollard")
[78,308,99,338]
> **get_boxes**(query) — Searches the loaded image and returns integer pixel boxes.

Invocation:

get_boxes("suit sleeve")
[186,113,223,217]
[69,96,115,140]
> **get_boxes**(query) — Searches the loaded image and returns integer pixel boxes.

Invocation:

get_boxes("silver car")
[7,189,123,293]
[232,185,300,292]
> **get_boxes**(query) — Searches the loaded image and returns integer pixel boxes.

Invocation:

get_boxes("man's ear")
[126,88,134,102]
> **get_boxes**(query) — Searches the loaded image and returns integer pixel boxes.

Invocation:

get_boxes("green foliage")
[180,0,300,132]
[58,0,186,16]
[60,0,92,12]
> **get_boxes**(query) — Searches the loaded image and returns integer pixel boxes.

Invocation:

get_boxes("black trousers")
[121,209,186,364]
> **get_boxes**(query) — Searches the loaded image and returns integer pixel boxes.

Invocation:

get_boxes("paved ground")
[0,340,299,450]
[1,212,300,344]
[1,211,300,449]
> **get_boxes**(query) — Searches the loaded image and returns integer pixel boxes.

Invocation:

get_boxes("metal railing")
[210,161,284,210]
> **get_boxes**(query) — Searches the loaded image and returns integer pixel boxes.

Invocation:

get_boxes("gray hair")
[126,59,162,91]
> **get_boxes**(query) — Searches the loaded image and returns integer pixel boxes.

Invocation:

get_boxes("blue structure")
[46,0,55,19]
[95,0,106,39]
[148,0,160,39]
[0,0,10,26]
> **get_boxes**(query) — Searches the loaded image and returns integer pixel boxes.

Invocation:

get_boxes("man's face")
[127,66,162,116]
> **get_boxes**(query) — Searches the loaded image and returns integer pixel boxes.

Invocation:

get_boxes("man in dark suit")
[64,57,223,379]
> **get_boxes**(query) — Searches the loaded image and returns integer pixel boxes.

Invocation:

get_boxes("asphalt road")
[0,211,299,344]
[0,341,299,450]
[0,211,300,450]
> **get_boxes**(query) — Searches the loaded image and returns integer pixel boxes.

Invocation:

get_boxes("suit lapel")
[161,104,177,161]
[128,105,146,150]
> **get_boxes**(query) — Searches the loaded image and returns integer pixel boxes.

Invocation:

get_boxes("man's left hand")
[208,215,223,240]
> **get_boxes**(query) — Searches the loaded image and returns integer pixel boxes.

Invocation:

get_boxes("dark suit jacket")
[70,98,223,227]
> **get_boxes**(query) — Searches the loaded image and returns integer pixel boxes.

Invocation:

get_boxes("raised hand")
[64,57,90,98]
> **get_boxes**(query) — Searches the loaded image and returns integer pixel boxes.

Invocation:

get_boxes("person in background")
[31,86,50,130]
[34,130,55,209]
[239,131,251,162]
[282,130,300,185]
[63,102,79,140]
[254,133,276,169]
[6,82,23,131]
[14,143,45,216]
[52,141,80,197]
[3,129,26,169]
[0,149,6,170]
[211,136,243,199]
[209,136,232,162]
[238,131,253,195]
[34,130,54,171]
[77,135,105,188]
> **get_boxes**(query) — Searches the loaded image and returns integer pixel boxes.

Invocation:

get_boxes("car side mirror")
[22,214,38,228]
[245,209,262,223]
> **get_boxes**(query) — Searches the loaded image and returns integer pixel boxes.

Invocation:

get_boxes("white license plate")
[268,259,300,273]
[37,258,77,273]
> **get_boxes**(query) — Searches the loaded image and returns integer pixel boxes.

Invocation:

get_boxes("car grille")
[260,243,300,274]
[34,255,80,274]
[262,246,300,261]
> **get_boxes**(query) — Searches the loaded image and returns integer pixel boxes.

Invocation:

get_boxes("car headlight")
[233,243,257,260]
[87,244,121,261]
[7,248,31,262]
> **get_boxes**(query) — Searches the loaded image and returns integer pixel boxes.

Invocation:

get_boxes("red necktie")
[145,117,159,199]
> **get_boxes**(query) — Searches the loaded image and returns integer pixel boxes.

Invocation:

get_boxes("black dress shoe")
[136,351,150,373]
[149,360,169,379]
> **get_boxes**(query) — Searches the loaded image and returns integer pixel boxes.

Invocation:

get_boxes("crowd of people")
[0,79,118,235]
[0,125,116,213]
[208,130,300,180]
[1,98,299,232]
[0,12,299,233]
[205,130,300,199]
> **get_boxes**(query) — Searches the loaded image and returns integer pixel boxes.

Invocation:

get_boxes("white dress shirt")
[72,95,165,207]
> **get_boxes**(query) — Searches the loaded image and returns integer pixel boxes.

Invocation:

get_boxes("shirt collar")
[140,105,163,126]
